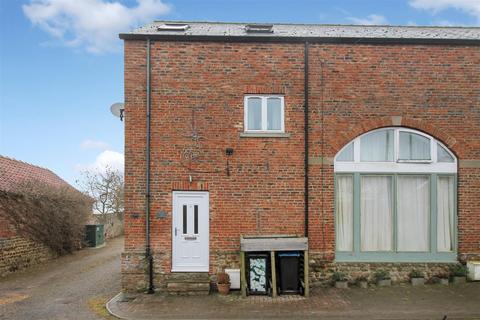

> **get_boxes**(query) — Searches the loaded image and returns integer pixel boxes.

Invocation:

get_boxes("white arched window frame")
[335,127,457,173]
[334,127,457,262]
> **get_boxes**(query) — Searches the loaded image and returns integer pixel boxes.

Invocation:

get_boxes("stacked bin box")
[277,252,301,294]
[246,253,270,295]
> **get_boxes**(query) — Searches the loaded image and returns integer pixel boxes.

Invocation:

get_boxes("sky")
[0,0,479,187]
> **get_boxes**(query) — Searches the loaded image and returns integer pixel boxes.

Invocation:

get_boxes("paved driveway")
[109,282,480,320]
[0,236,123,320]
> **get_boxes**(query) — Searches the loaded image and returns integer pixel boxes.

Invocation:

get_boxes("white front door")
[172,191,209,272]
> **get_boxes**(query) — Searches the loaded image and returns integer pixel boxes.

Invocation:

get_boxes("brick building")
[119,22,480,293]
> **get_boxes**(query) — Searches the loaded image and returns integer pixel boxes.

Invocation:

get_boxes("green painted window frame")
[335,172,457,262]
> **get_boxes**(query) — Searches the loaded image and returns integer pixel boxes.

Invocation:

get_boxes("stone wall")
[309,253,458,287]
[121,248,465,293]
[0,207,56,277]
[0,235,55,277]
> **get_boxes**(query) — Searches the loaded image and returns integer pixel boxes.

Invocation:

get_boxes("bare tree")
[77,166,124,227]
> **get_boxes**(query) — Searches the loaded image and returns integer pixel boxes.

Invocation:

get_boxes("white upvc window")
[244,95,284,133]
[335,127,457,173]
[334,127,457,262]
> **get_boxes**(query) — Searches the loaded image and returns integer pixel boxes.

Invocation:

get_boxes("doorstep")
[106,283,480,320]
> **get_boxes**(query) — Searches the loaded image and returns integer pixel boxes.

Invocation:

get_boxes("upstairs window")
[244,95,284,133]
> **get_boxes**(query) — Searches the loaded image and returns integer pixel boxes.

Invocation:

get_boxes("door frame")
[171,191,209,272]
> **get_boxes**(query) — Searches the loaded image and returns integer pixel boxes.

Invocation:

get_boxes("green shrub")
[409,269,424,279]
[374,269,391,281]
[451,264,467,277]
[332,271,347,282]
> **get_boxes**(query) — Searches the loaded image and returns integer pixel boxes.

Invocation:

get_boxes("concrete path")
[108,282,480,320]
[0,237,123,320]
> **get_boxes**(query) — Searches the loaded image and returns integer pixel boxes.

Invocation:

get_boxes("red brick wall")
[123,40,480,289]
[305,44,479,259]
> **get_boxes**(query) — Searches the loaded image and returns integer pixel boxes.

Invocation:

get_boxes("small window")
[437,176,455,252]
[360,175,393,251]
[360,129,394,162]
[397,175,430,252]
[267,98,282,130]
[437,143,454,163]
[194,205,199,235]
[399,132,431,161]
[245,24,274,33]
[182,205,188,234]
[337,142,354,162]
[336,175,354,251]
[247,97,262,130]
[158,23,190,31]
[245,95,284,132]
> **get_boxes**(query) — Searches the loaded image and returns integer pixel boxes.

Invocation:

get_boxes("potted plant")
[332,271,349,289]
[451,264,467,284]
[374,269,391,287]
[409,269,425,286]
[356,275,369,289]
[217,272,230,295]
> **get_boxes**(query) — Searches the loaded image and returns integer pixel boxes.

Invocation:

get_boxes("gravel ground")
[0,237,123,320]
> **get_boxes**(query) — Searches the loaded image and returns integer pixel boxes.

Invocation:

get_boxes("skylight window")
[245,24,274,33]
[157,23,190,31]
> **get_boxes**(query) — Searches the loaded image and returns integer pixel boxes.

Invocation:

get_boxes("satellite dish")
[110,103,125,121]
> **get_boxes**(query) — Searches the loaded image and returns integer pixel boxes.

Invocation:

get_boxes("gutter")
[119,34,480,46]
[145,38,154,294]
[304,41,309,238]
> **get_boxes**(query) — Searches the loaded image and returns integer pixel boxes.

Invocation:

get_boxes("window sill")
[240,132,290,138]
[334,251,457,263]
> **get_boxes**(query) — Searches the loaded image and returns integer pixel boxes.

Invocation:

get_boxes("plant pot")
[411,278,425,286]
[439,278,449,285]
[335,281,348,289]
[377,279,391,287]
[217,283,230,295]
[453,276,466,284]
[358,281,368,289]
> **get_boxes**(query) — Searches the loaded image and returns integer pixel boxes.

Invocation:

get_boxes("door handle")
[175,227,178,236]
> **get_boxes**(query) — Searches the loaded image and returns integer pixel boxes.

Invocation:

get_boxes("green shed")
[85,224,105,247]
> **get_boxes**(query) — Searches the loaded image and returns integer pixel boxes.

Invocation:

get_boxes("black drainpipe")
[145,38,154,294]
[304,41,309,238]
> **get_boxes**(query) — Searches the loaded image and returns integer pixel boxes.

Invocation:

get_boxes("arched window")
[334,128,456,262]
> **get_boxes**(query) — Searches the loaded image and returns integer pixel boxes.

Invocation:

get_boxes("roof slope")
[120,21,480,44]
[0,155,73,193]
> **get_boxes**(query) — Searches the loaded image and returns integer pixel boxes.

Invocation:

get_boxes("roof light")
[157,23,190,31]
[245,24,274,33]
